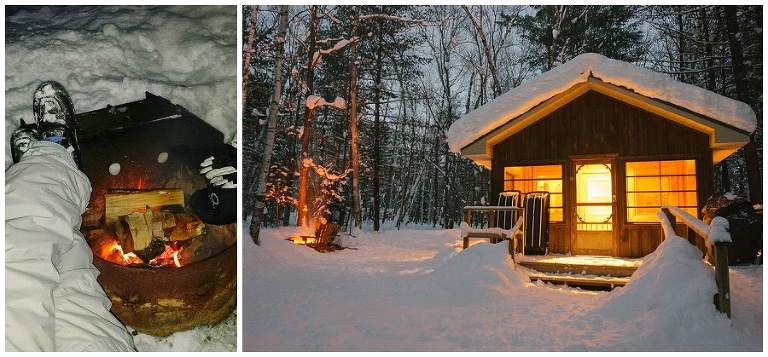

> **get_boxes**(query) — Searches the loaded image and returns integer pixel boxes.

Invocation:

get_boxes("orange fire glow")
[97,237,186,268]
[101,239,144,266]
[148,243,184,268]
[290,236,316,245]
[173,250,181,267]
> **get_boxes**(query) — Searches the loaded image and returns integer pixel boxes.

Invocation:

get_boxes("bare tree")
[462,5,502,98]
[243,6,258,119]
[296,6,318,228]
[250,5,289,244]
[349,6,363,229]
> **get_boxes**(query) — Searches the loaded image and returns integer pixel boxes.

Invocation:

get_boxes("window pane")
[661,191,698,207]
[625,159,697,223]
[550,208,563,222]
[629,177,660,191]
[504,164,563,222]
[549,193,563,208]
[626,161,659,176]
[627,207,659,222]
[532,165,562,179]
[660,160,695,174]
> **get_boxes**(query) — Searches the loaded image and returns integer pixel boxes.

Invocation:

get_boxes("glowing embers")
[89,229,204,268]
[290,236,317,245]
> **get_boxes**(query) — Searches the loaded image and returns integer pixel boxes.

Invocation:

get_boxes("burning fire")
[97,237,184,268]
[289,217,326,245]
[100,239,144,266]
[148,242,184,268]
[290,236,316,245]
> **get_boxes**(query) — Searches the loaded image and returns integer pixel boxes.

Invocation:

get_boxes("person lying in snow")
[5,81,135,352]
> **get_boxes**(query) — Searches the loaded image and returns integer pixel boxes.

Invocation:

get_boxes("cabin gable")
[490,90,714,258]
[461,78,750,168]
[491,90,711,164]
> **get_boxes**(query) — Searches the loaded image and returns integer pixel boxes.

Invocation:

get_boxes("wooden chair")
[495,190,522,230]
[301,222,342,252]
[521,191,550,255]
[462,190,522,249]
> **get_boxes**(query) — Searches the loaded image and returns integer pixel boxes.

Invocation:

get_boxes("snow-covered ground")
[5,5,237,351]
[5,5,238,170]
[244,225,762,351]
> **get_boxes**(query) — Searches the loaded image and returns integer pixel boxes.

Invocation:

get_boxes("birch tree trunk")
[242,6,258,120]
[250,5,289,244]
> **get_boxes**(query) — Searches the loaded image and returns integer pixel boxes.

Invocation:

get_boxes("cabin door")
[572,159,615,256]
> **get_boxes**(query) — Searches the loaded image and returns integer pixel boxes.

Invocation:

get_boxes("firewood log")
[105,189,185,224]
[115,208,176,252]
[169,213,206,241]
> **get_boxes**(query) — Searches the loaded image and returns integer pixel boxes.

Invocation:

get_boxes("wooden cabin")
[448,53,756,258]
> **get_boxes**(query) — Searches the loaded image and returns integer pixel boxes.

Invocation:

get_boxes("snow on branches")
[311,38,355,68]
[302,158,352,183]
[306,95,346,110]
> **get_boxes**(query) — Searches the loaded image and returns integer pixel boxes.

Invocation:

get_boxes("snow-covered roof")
[447,53,757,167]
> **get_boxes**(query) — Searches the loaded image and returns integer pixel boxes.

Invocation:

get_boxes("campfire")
[83,188,237,337]
[86,189,223,268]
[73,92,237,337]
[288,218,343,252]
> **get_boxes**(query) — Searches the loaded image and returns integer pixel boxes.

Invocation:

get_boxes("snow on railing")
[659,206,731,244]
[658,206,731,318]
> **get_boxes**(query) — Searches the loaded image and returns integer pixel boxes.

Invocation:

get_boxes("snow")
[306,95,346,110]
[447,53,758,153]
[5,5,237,351]
[244,225,761,351]
[5,5,237,170]
[709,217,732,244]
[660,205,732,244]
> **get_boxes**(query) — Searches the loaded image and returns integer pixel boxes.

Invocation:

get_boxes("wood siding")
[492,90,713,257]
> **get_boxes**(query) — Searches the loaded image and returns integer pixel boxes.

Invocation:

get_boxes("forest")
[242,5,763,243]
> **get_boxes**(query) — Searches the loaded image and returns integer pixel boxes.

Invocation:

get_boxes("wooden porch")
[517,254,642,290]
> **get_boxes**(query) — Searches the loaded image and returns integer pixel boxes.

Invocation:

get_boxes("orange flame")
[148,242,184,268]
[173,250,181,267]
[100,239,144,266]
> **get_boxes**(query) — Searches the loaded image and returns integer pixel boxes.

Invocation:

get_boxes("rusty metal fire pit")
[92,239,236,337]
[75,93,237,337]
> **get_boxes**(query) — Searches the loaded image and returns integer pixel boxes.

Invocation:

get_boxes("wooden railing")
[660,207,731,317]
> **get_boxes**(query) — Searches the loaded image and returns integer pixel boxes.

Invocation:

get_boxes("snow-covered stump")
[660,207,731,318]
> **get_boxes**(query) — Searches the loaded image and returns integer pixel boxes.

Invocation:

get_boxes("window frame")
[502,163,564,223]
[624,158,698,223]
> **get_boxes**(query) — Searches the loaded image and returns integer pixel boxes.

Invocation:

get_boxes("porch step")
[518,260,637,278]
[527,273,629,290]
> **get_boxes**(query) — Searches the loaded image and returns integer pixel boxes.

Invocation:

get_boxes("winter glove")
[170,144,237,225]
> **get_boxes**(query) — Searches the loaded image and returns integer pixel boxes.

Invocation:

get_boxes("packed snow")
[244,225,761,351]
[447,53,758,153]
[5,5,237,351]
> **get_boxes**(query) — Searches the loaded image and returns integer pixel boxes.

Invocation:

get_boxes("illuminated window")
[626,159,697,222]
[503,165,563,222]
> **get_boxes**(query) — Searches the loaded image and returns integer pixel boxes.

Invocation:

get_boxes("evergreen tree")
[511,5,647,70]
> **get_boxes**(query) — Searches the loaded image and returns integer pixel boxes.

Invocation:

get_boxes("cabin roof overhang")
[458,77,752,169]
[448,53,756,170]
